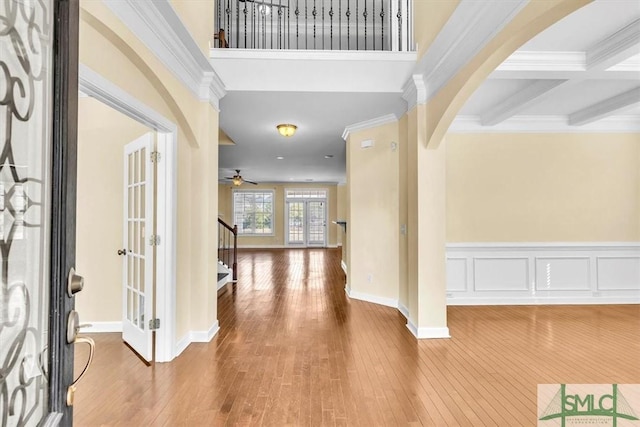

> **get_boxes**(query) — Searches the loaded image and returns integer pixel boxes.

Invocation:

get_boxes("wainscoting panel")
[534,257,590,291]
[446,243,640,305]
[446,258,467,292]
[474,258,528,291]
[596,257,640,290]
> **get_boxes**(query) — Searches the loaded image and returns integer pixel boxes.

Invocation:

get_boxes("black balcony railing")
[214,0,412,51]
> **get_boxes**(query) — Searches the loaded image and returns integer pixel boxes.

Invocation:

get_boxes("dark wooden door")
[0,0,79,425]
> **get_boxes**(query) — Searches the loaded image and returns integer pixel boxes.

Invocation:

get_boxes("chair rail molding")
[102,0,226,109]
[446,242,640,305]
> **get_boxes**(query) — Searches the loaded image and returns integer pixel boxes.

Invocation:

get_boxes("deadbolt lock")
[67,267,84,297]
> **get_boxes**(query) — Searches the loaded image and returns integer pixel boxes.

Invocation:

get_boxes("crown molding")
[402,74,427,112]
[342,114,398,141]
[414,0,528,102]
[103,0,226,110]
[587,18,640,71]
[569,87,640,126]
[450,115,640,133]
[497,51,586,72]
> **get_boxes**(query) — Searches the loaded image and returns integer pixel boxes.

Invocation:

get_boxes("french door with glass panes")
[286,200,327,247]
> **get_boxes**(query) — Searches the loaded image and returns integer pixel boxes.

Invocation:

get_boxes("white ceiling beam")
[587,18,640,71]
[568,87,640,126]
[480,80,567,126]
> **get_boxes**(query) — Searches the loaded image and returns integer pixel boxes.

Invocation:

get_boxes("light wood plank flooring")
[74,248,640,426]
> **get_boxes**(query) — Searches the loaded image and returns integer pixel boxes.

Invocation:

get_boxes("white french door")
[286,200,327,247]
[122,133,155,362]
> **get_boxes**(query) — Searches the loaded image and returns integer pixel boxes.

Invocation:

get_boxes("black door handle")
[117,249,127,256]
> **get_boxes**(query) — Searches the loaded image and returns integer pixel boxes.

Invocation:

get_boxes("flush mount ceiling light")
[277,124,297,137]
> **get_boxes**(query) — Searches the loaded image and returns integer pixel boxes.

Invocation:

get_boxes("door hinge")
[150,151,161,163]
[149,235,161,246]
[149,318,160,330]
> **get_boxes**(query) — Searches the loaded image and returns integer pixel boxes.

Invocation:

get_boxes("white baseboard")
[446,242,640,305]
[83,321,122,333]
[345,287,398,308]
[174,321,220,357]
[447,296,640,305]
[406,320,450,339]
[398,303,409,319]
[239,244,338,249]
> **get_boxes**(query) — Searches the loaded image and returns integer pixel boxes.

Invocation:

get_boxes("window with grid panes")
[232,190,274,235]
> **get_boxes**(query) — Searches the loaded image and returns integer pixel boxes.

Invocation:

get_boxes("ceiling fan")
[224,169,259,186]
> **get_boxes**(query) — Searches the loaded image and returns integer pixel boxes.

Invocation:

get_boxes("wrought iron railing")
[214,0,413,51]
[218,217,238,281]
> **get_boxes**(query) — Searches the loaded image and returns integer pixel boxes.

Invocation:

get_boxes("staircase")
[218,217,238,289]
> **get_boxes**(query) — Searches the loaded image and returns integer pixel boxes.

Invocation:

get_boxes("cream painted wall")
[447,133,640,242]
[398,114,409,311]
[336,184,347,247]
[414,0,460,59]
[218,183,339,247]
[79,2,220,342]
[170,0,215,55]
[75,98,150,322]
[347,122,400,302]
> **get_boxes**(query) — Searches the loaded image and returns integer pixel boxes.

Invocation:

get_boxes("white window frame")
[232,189,276,236]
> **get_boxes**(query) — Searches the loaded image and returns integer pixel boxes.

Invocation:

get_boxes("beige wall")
[336,184,347,247]
[446,133,640,242]
[347,122,400,302]
[76,98,150,322]
[79,1,220,341]
[218,183,339,247]
[398,114,409,311]
[170,0,215,55]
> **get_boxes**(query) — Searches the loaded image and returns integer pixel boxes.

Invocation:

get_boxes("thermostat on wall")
[361,139,374,149]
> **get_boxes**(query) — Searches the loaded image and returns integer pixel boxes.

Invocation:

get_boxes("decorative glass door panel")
[122,133,154,362]
[286,201,305,245]
[0,0,55,425]
[307,201,326,246]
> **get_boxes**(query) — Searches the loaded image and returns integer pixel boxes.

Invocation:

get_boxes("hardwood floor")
[74,248,640,426]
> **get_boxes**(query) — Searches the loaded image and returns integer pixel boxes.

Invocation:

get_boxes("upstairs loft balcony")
[214,0,414,52]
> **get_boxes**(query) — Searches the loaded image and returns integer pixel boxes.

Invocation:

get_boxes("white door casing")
[286,199,327,247]
[122,133,155,361]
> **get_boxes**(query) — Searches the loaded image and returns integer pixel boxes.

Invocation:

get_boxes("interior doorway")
[77,65,177,363]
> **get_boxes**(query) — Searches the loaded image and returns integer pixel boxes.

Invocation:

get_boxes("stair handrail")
[217,217,238,281]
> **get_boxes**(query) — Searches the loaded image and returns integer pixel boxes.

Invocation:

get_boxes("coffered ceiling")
[215,0,640,184]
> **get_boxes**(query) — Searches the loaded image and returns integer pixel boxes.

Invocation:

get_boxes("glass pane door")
[0,0,54,424]
[307,201,326,246]
[287,201,305,244]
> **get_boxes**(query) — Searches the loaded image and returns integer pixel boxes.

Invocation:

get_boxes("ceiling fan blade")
[244,180,259,185]
[223,177,234,179]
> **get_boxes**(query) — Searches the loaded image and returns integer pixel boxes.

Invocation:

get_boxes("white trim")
[174,322,220,358]
[232,188,276,237]
[569,87,640,126]
[238,244,287,249]
[406,320,450,339]
[79,65,178,363]
[587,18,640,70]
[447,296,640,306]
[82,321,123,333]
[341,260,347,274]
[102,0,225,109]
[480,80,566,126]
[412,0,528,103]
[497,51,586,72]
[449,115,640,133]
[209,48,417,62]
[342,114,398,141]
[190,321,220,343]
[402,74,427,112]
[446,242,640,305]
[398,303,409,320]
[175,334,190,357]
[345,287,398,309]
